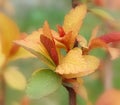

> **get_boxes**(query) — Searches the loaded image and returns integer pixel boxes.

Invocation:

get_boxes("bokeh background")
[1,0,120,105]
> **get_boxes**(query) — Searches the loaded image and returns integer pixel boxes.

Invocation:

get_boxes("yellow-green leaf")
[0,12,19,55]
[56,48,100,78]
[90,8,115,21]
[4,67,26,90]
[26,69,62,99]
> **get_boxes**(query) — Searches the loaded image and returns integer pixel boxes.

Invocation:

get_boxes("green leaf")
[90,8,114,21]
[26,69,62,99]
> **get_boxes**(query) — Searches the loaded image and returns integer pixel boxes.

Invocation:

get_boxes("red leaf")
[99,32,120,43]
[57,25,65,37]
[40,35,59,65]
[93,0,104,6]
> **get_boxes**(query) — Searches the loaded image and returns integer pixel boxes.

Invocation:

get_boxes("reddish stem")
[66,86,76,105]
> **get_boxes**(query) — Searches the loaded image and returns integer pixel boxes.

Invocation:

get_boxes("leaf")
[56,48,100,78]
[88,26,99,46]
[40,22,59,65]
[98,32,120,43]
[62,4,87,49]
[108,47,120,60]
[26,69,61,99]
[77,35,88,48]
[96,89,120,105]
[63,4,87,35]
[0,39,5,68]
[15,29,56,70]
[0,12,19,55]
[90,8,115,21]
[4,67,27,90]
[88,38,108,51]
[10,47,34,61]
[93,0,104,6]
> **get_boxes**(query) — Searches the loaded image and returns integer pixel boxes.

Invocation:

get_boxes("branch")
[0,75,6,105]
[66,86,77,105]
[72,0,80,8]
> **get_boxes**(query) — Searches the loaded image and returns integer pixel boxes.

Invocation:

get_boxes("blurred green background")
[1,0,120,105]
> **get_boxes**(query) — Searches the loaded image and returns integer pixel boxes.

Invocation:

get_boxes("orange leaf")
[96,89,120,105]
[63,4,87,35]
[15,29,56,69]
[62,4,87,50]
[42,21,53,40]
[88,26,99,46]
[56,48,100,78]
[88,38,108,52]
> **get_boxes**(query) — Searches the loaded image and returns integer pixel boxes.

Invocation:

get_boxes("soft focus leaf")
[98,32,120,43]
[10,47,34,61]
[72,79,88,100]
[56,48,100,78]
[96,89,120,105]
[88,38,108,51]
[108,47,120,60]
[88,26,99,46]
[26,69,61,99]
[4,67,26,90]
[15,29,56,69]
[0,39,5,68]
[63,4,87,35]
[93,0,104,6]
[0,12,19,55]
[77,35,88,48]
[90,8,114,21]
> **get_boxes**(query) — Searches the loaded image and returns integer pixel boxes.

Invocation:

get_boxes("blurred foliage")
[0,0,120,105]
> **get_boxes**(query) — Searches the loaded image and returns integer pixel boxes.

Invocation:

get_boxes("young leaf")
[26,69,61,99]
[4,67,26,90]
[63,4,87,35]
[62,4,87,49]
[15,29,56,69]
[40,22,59,65]
[56,48,100,78]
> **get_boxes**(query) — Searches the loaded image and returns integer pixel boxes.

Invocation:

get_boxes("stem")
[0,58,8,105]
[72,0,80,8]
[101,59,113,90]
[0,74,6,105]
[66,86,77,105]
